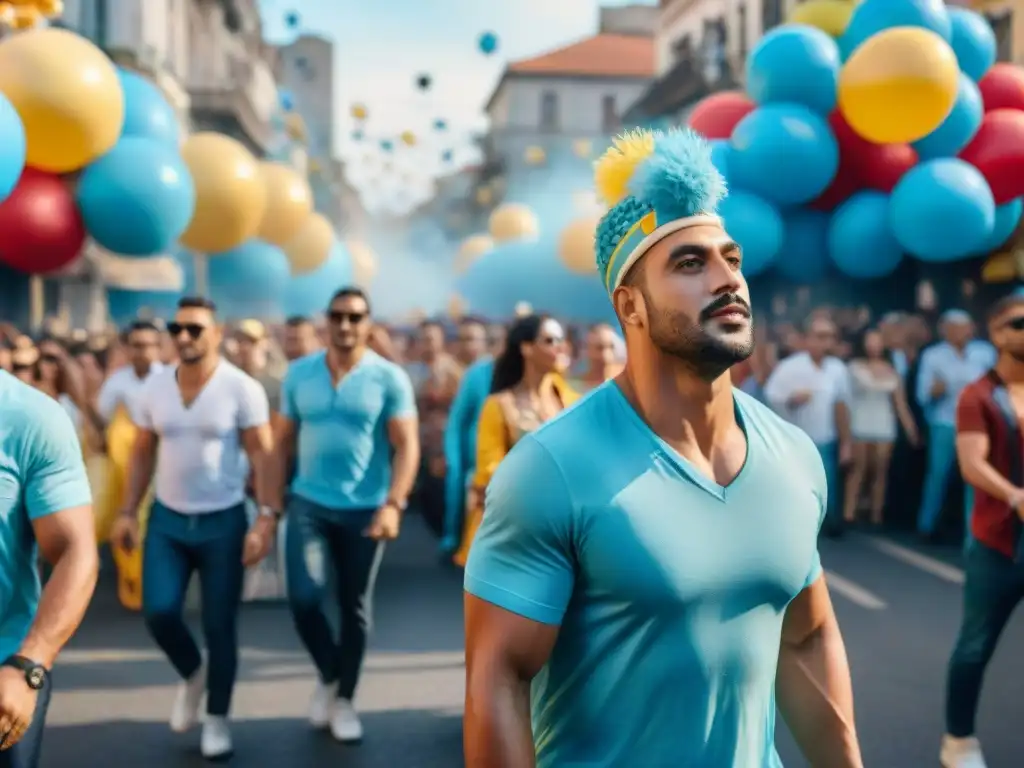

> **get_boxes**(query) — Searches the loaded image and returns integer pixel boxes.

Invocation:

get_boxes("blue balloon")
[729,104,839,206]
[890,158,996,262]
[284,242,354,317]
[106,287,181,324]
[478,31,499,55]
[719,191,783,277]
[0,91,26,204]
[118,70,179,145]
[776,209,830,282]
[709,139,731,179]
[829,193,903,278]
[949,8,997,81]
[746,25,840,115]
[912,74,982,159]
[841,0,951,59]
[77,137,196,257]
[208,240,290,317]
[976,198,1022,254]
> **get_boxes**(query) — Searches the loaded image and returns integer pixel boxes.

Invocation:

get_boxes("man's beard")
[647,294,754,381]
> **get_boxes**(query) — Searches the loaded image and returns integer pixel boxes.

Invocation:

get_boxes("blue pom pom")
[595,196,653,277]
[629,129,726,222]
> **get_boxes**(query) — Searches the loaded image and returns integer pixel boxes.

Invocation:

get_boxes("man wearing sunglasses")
[95,320,164,428]
[943,294,1024,768]
[110,297,277,760]
[274,286,419,744]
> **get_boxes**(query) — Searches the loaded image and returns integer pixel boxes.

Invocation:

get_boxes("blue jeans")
[285,496,384,699]
[945,541,1024,736]
[142,500,248,716]
[918,422,958,535]
[0,675,51,768]
[816,441,840,528]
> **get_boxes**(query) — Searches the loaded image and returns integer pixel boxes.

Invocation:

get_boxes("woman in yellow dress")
[453,314,578,567]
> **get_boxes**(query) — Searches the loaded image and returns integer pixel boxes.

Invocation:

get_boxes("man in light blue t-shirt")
[275,286,419,745]
[464,130,862,767]
[0,371,97,767]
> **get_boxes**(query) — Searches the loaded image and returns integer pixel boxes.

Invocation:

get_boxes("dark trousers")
[0,676,51,768]
[945,541,1024,736]
[416,464,446,539]
[284,496,384,700]
[142,500,248,717]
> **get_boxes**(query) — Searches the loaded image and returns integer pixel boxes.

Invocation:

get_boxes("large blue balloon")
[283,242,354,317]
[719,192,783,277]
[949,8,997,81]
[118,70,180,145]
[0,91,26,204]
[729,104,839,206]
[746,25,840,115]
[106,287,181,324]
[890,158,996,262]
[709,139,731,180]
[912,74,982,159]
[776,209,830,282]
[208,239,290,317]
[77,137,196,256]
[841,0,951,59]
[829,193,903,278]
[975,198,1022,254]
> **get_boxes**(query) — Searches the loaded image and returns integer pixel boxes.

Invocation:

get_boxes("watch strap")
[385,497,408,511]
[3,655,47,689]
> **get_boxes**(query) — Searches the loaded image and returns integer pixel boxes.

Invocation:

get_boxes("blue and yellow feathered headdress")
[594,128,727,295]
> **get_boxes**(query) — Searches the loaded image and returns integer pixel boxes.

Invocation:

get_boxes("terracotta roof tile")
[508,34,655,78]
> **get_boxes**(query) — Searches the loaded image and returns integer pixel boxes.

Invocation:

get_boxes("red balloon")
[811,113,864,210]
[687,91,755,139]
[859,144,918,193]
[959,109,1024,204]
[978,63,1024,112]
[0,169,85,274]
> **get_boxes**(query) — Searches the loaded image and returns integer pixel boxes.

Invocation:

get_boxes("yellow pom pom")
[593,129,655,207]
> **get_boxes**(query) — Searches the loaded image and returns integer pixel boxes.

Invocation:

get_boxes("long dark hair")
[490,314,549,393]
[851,327,894,366]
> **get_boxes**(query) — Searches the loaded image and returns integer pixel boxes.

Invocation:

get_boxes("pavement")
[43,518,1024,767]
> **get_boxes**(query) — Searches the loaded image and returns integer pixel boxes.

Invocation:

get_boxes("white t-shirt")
[96,363,164,422]
[764,352,851,445]
[132,361,269,513]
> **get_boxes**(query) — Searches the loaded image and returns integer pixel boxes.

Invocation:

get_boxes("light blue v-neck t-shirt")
[465,382,826,767]
[282,349,417,512]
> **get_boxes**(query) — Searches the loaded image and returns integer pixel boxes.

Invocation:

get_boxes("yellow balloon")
[401,131,416,146]
[787,0,855,38]
[838,27,959,144]
[180,132,266,253]
[351,103,368,120]
[558,217,600,274]
[283,212,334,275]
[572,139,592,158]
[524,146,546,165]
[489,204,539,243]
[456,234,495,272]
[0,28,123,172]
[257,163,314,246]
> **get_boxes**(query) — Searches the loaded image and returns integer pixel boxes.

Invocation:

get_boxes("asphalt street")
[42,519,1024,767]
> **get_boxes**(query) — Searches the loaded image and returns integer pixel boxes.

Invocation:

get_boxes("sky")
[261,0,657,213]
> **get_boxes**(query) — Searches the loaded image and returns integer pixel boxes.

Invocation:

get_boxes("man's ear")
[613,285,645,329]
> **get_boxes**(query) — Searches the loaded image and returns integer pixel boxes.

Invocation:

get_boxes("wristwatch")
[2,655,47,690]
[258,505,283,522]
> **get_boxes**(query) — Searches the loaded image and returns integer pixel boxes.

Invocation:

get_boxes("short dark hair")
[285,315,312,327]
[177,296,217,313]
[459,315,486,328]
[988,293,1024,325]
[127,319,161,335]
[419,318,445,331]
[328,286,370,313]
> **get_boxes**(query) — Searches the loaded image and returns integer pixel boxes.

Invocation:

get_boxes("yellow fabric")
[453,375,578,567]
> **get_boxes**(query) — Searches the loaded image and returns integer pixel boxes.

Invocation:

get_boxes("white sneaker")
[169,666,205,733]
[308,681,334,728]
[329,698,363,743]
[940,735,988,768]
[200,716,233,760]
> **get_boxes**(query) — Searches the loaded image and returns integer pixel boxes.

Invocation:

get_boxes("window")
[987,11,1013,62]
[672,33,693,65]
[540,91,559,131]
[762,0,783,32]
[602,95,618,133]
[738,4,748,58]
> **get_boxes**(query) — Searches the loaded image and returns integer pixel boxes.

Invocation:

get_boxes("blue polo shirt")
[0,372,92,661]
[465,383,825,767]
[282,349,416,511]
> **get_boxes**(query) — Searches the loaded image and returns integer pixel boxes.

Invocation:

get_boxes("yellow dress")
[453,374,578,567]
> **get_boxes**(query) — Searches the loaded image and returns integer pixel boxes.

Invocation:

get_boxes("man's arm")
[463,438,576,767]
[776,576,862,768]
[384,368,420,507]
[833,363,853,450]
[237,377,274,510]
[915,348,937,407]
[955,387,1018,504]
[121,428,157,516]
[18,401,98,668]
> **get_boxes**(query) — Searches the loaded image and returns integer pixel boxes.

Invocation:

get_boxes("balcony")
[188,52,274,155]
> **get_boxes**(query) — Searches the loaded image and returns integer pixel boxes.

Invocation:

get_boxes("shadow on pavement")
[42,709,464,768]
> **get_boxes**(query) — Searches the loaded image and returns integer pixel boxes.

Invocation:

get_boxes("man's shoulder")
[0,375,76,456]
[960,374,996,405]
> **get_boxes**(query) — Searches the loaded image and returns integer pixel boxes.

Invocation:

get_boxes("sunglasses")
[167,322,206,339]
[1005,316,1024,331]
[328,310,367,325]
[536,335,565,346]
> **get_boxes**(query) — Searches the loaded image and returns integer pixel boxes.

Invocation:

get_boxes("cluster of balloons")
[688,0,1021,281]
[0,0,61,30]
